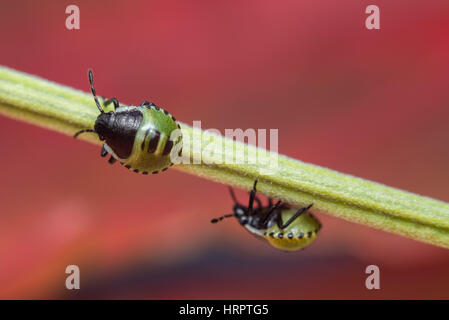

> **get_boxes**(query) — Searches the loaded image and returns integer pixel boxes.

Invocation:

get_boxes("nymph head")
[211,187,250,226]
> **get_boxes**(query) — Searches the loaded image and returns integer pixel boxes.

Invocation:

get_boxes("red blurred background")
[0,0,448,299]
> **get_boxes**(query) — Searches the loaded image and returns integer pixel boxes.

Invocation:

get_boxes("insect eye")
[235,207,245,215]
[240,216,248,224]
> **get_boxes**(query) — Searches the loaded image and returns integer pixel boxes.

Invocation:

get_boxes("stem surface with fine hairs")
[0,65,448,249]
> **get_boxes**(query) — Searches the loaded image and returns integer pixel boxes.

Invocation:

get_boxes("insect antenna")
[88,69,104,114]
[211,214,234,224]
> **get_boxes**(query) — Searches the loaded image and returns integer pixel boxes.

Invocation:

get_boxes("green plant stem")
[1,65,448,248]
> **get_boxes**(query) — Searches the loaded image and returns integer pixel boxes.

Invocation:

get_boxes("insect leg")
[140,100,156,108]
[228,187,241,205]
[260,200,282,227]
[104,97,119,111]
[247,180,258,215]
[101,144,108,157]
[253,194,262,209]
[108,155,117,164]
[73,129,96,138]
[277,203,313,229]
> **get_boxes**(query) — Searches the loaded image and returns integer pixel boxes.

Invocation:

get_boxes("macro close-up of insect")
[211,180,321,251]
[74,70,183,175]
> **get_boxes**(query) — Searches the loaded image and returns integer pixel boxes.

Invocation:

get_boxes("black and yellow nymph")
[212,180,321,251]
[74,70,182,175]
